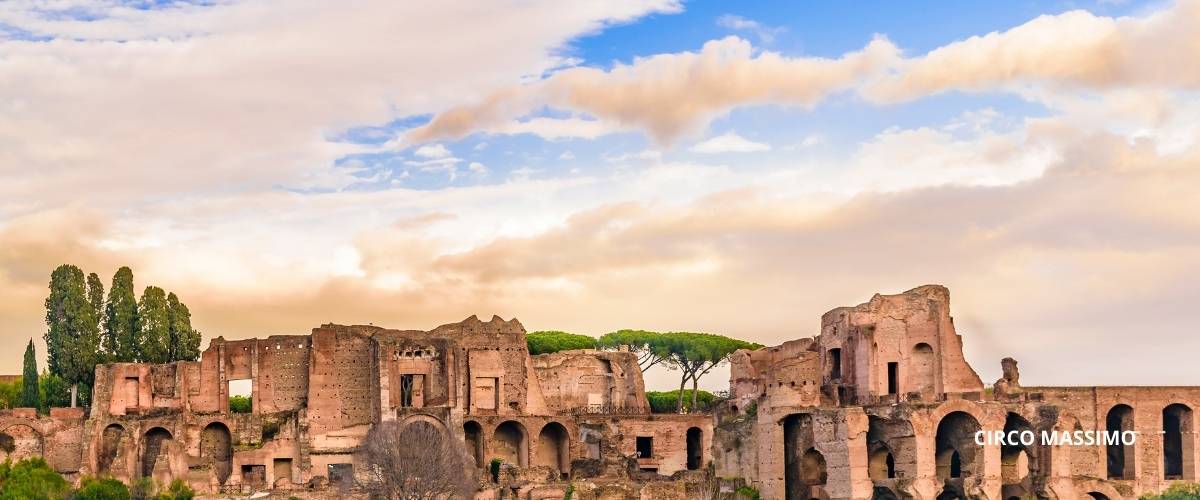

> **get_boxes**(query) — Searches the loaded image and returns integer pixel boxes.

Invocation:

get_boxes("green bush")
[156,479,195,500]
[735,485,762,500]
[0,457,71,500]
[1140,482,1200,500]
[228,395,252,414]
[526,331,597,355]
[489,457,502,482]
[645,390,716,413]
[74,476,131,500]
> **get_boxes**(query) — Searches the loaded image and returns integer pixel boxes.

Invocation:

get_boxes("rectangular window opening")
[636,436,654,459]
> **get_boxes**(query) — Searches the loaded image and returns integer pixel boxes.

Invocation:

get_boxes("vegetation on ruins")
[41,264,203,407]
[526,331,597,354]
[20,340,40,410]
[645,389,715,413]
[1140,482,1200,500]
[362,420,478,499]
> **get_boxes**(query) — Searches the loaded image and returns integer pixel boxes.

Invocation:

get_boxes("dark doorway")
[887,362,898,395]
[1106,404,1134,479]
[686,427,702,470]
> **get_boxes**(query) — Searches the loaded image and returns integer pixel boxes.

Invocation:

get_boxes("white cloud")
[689,132,771,154]
[493,117,628,140]
[716,14,785,43]
[559,151,576,160]
[468,162,489,175]
[414,143,452,159]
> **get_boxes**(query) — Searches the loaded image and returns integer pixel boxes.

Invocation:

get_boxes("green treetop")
[136,286,171,364]
[103,267,140,362]
[597,329,676,372]
[526,331,597,355]
[167,292,201,361]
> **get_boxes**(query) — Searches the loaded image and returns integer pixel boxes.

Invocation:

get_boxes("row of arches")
[858,402,1196,499]
[462,420,705,477]
[95,422,234,485]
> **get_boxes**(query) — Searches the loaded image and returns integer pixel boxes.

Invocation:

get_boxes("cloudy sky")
[1,0,1198,390]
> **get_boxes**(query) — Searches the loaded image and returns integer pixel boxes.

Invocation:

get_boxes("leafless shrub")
[362,420,478,500]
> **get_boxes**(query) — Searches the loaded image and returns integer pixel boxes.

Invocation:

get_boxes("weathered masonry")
[1,285,1198,499]
[1,316,711,498]
[716,285,1200,500]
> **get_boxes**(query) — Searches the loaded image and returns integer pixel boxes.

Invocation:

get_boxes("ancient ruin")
[1,284,1197,499]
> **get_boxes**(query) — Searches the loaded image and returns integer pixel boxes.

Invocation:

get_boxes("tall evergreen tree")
[137,286,171,364]
[86,272,104,328]
[20,339,40,410]
[166,292,202,361]
[104,267,140,362]
[44,264,101,407]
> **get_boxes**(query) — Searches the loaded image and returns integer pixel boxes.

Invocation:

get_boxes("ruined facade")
[0,316,711,499]
[1,285,1197,499]
[716,285,1200,500]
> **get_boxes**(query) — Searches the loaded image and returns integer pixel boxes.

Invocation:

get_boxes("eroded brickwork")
[4,284,1195,499]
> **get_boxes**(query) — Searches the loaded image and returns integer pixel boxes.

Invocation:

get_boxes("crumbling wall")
[532,349,647,412]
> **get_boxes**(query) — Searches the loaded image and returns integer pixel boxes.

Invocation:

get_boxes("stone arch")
[784,413,814,500]
[200,422,232,485]
[868,442,895,480]
[911,343,936,394]
[1001,412,1035,487]
[398,413,449,435]
[464,420,484,468]
[141,427,173,478]
[801,448,827,486]
[0,423,43,462]
[1105,404,1135,479]
[1163,403,1194,480]
[535,421,569,477]
[97,423,126,474]
[493,420,528,467]
[936,411,982,480]
[1087,493,1110,500]
[936,484,964,500]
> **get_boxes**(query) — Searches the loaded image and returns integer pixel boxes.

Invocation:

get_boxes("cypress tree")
[20,339,40,410]
[166,292,202,361]
[104,267,140,362]
[137,286,171,364]
[86,272,104,329]
[44,264,101,407]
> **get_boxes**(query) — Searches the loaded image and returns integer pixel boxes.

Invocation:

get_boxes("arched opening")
[1087,493,1110,500]
[0,424,43,462]
[1106,404,1135,479]
[828,348,842,379]
[98,424,125,474]
[200,422,232,484]
[869,443,895,480]
[535,422,569,478]
[1163,403,1194,480]
[494,421,527,467]
[801,448,827,486]
[871,487,899,500]
[141,427,173,478]
[686,427,703,471]
[464,421,484,468]
[936,411,981,480]
[911,343,935,394]
[1001,413,1034,486]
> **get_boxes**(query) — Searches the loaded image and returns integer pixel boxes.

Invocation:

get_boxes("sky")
[1,0,1198,391]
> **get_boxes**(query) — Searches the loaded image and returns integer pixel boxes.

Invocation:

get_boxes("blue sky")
[328,0,1151,192]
